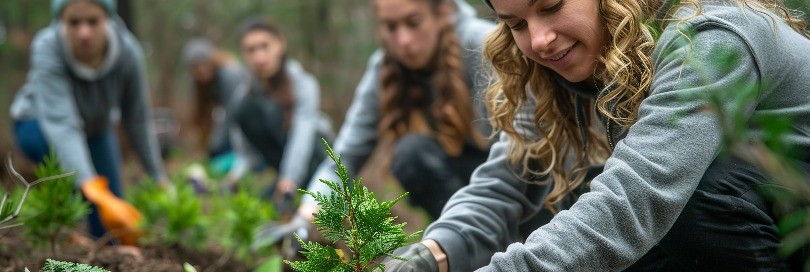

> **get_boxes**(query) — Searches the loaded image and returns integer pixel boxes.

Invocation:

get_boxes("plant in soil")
[212,181,276,264]
[1,154,76,232]
[31,259,110,272]
[20,152,89,255]
[126,173,207,249]
[285,140,421,272]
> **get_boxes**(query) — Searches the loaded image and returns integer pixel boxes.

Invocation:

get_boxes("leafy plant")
[212,183,276,263]
[126,174,207,249]
[285,140,421,272]
[0,154,75,231]
[183,262,198,272]
[21,152,89,254]
[35,259,110,272]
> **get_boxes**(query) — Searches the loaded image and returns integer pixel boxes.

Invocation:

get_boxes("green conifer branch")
[285,140,422,272]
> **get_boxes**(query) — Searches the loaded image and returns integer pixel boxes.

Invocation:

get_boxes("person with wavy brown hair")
[252,0,497,249]
[382,0,810,271]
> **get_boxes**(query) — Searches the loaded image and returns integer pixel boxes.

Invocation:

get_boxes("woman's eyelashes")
[541,0,564,14]
[509,21,526,30]
[506,0,564,30]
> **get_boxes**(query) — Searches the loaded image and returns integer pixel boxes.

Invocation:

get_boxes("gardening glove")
[80,176,143,246]
[251,215,310,251]
[381,242,439,272]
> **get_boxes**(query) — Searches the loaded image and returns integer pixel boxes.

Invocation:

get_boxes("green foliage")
[126,174,207,249]
[0,189,17,224]
[285,140,421,272]
[22,152,90,250]
[1,154,76,235]
[212,183,276,262]
[39,259,110,272]
[183,262,198,272]
[254,255,284,272]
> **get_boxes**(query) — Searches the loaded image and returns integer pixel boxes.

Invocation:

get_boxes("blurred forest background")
[0,0,808,170]
[0,0,493,170]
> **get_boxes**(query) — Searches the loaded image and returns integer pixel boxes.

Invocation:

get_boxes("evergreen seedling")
[214,184,276,263]
[22,152,89,255]
[37,259,110,272]
[285,140,421,272]
[0,154,76,231]
[127,175,206,249]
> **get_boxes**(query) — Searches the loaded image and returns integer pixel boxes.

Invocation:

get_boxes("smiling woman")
[384,0,810,270]
[493,0,607,83]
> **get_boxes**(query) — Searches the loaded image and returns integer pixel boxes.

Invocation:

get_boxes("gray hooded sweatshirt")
[422,2,810,271]
[302,0,496,204]
[10,17,166,186]
[228,59,330,186]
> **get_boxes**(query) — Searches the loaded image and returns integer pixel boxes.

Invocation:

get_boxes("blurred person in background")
[181,37,248,163]
[253,0,497,248]
[9,0,167,245]
[225,19,333,215]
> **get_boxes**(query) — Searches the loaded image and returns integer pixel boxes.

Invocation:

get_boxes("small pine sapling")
[35,259,110,272]
[285,140,421,272]
[0,154,76,231]
[126,175,207,249]
[213,184,276,263]
[22,152,89,255]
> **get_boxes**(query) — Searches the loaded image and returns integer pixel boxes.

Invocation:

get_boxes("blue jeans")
[14,119,123,240]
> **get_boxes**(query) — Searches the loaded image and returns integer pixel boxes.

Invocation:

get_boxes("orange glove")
[81,176,143,246]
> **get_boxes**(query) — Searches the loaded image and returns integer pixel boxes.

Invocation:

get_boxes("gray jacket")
[423,2,810,271]
[10,17,165,186]
[229,59,329,186]
[303,0,496,203]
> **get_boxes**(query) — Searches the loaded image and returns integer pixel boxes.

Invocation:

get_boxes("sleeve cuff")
[424,227,471,272]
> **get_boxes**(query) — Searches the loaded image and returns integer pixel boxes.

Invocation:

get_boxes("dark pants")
[235,96,328,199]
[14,119,123,240]
[625,158,810,271]
[390,134,489,219]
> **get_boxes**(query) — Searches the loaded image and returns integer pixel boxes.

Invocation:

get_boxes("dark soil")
[0,230,251,272]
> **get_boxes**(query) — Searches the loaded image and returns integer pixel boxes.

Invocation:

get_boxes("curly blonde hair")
[484,0,807,210]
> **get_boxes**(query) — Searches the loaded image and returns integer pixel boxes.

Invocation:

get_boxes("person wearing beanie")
[181,37,248,158]
[51,0,116,18]
[10,0,167,245]
[383,0,810,270]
